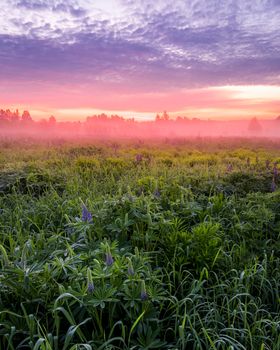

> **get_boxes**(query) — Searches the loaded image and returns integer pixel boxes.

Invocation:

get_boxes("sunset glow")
[1,1,280,121]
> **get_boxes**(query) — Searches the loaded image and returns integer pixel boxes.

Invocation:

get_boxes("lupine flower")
[105,252,114,266]
[87,268,94,293]
[135,154,143,163]
[273,166,278,177]
[134,247,140,258]
[127,258,134,276]
[271,178,276,192]
[87,282,95,293]
[227,164,233,172]
[140,280,148,301]
[82,204,93,223]
[154,188,161,198]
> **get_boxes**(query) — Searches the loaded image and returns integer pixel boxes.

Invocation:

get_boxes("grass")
[0,138,280,349]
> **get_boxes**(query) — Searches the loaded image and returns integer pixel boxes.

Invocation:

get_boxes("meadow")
[0,137,280,350]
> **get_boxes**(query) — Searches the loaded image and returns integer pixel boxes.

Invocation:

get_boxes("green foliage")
[0,139,280,349]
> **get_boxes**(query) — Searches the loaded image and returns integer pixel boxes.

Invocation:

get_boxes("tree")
[21,110,32,122]
[49,116,56,125]
[248,117,262,133]
[163,110,169,121]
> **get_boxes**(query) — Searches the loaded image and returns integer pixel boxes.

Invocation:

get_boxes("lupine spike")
[87,282,94,293]
[134,247,140,258]
[140,280,148,301]
[82,204,93,223]
[105,249,114,266]
[154,188,161,198]
[87,268,94,293]
[135,154,143,163]
[227,164,233,172]
[127,257,134,276]
[271,178,276,192]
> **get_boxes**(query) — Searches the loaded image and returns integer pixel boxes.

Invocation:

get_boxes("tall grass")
[0,139,280,349]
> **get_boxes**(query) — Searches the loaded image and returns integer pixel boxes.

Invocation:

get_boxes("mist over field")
[1,109,280,139]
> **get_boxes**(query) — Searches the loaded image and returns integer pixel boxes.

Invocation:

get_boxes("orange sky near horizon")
[4,85,280,122]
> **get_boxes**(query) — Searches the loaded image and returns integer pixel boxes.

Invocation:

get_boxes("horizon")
[1,107,280,123]
[1,1,280,121]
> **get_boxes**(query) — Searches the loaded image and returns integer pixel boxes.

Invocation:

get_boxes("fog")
[1,110,280,140]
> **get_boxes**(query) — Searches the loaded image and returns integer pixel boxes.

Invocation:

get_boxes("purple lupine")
[105,252,114,266]
[128,266,134,276]
[140,281,148,301]
[154,188,161,198]
[227,164,233,172]
[273,165,278,177]
[135,154,143,163]
[87,282,95,293]
[127,259,134,276]
[271,178,276,192]
[82,204,93,223]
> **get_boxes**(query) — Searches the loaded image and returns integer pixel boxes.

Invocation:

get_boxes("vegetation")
[0,138,280,349]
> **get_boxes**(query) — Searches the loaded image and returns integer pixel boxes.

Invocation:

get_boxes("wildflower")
[87,268,94,293]
[134,247,140,258]
[87,282,95,293]
[140,280,148,301]
[82,204,93,223]
[105,251,114,266]
[127,258,134,276]
[273,165,278,177]
[154,188,161,198]
[271,178,276,192]
[227,164,233,172]
[135,154,143,163]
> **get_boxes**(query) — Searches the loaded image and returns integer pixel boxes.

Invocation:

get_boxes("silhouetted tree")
[21,110,32,122]
[49,116,56,125]
[248,117,262,133]
[11,109,20,122]
[163,111,169,120]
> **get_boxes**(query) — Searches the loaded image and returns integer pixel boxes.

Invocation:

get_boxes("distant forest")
[1,108,280,139]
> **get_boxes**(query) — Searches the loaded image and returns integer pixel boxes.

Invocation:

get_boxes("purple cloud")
[16,0,86,16]
[0,0,279,95]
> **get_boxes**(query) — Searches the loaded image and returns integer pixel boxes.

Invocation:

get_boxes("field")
[0,138,280,350]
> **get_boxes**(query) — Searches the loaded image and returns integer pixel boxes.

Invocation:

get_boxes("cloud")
[0,0,280,111]
[16,0,86,16]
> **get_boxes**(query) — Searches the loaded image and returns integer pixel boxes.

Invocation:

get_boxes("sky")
[0,0,280,121]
